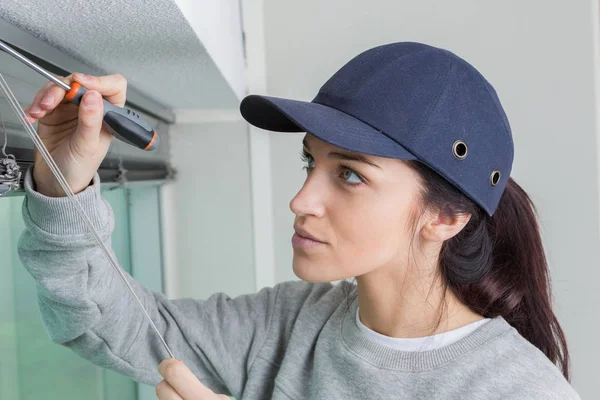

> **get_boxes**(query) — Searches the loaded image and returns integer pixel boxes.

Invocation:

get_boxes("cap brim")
[240,95,417,160]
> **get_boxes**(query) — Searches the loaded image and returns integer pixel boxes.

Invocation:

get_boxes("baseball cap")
[239,42,514,216]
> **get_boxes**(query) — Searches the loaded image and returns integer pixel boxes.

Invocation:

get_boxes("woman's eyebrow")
[302,137,381,168]
[328,152,382,169]
[302,137,311,150]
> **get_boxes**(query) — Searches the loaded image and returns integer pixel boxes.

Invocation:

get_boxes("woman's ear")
[420,209,471,243]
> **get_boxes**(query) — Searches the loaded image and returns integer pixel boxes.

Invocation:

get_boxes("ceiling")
[0,0,240,110]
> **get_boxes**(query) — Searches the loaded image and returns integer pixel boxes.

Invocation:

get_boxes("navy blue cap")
[240,42,514,216]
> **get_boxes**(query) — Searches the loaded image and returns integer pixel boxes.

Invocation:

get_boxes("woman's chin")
[292,254,342,283]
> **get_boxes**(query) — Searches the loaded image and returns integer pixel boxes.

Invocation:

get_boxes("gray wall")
[168,121,256,299]
[264,0,598,396]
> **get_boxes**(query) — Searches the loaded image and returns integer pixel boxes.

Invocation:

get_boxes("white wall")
[165,121,256,299]
[262,0,599,396]
[269,133,304,284]
[174,0,246,101]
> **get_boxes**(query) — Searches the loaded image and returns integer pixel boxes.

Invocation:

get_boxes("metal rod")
[0,39,71,91]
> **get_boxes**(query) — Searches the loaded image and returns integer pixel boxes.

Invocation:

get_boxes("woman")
[19,42,579,399]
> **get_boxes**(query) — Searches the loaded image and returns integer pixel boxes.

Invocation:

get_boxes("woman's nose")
[289,175,326,218]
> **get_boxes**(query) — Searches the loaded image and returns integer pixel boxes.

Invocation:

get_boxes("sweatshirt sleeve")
[16,167,279,398]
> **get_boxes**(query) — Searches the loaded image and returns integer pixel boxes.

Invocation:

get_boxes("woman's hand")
[26,73,126,197]
[157,359,230,399]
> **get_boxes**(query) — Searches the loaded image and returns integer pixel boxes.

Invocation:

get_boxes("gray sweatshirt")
[17,168,580,399]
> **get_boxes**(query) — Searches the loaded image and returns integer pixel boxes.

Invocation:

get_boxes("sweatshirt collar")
[340,295,513,371]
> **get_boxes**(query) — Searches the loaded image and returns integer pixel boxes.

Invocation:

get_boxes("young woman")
[19,42,579,399]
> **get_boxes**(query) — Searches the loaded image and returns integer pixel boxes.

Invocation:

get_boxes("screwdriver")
[0,39,158,151]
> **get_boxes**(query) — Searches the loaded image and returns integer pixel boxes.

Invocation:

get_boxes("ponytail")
[406,161,570,381]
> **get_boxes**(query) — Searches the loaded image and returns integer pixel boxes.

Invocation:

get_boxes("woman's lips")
[292,232,326,249]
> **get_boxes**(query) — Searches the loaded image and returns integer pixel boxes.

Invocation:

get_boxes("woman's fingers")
[26,72,127,122]
[158,359,222,399]
[40,81,70,110]
[27,80,63,119]
[156,380,183,400]
[72,73,127,107]
[26,75,74,122]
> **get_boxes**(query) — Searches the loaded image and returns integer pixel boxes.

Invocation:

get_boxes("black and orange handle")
[66,82,159,151]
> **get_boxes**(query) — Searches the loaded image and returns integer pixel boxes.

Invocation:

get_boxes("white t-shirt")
[356,307,490,352]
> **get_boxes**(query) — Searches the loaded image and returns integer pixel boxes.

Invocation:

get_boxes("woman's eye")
[302,158,315,170]
[341,168,363,184]
[301,153,315,171]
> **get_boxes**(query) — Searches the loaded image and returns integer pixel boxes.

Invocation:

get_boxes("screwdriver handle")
[65,83,159,151]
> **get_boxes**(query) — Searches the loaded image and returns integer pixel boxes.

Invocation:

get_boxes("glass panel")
[128,186,164,293]
[0,185,150,400]
[126,185,164,399]
[100,187,137,400]
[0,195,105,399]
[0,196,22,400]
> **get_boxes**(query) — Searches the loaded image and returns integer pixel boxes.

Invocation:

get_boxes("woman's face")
[290,134,424,282]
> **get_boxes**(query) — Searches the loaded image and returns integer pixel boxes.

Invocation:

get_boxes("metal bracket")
[116,158,128,188]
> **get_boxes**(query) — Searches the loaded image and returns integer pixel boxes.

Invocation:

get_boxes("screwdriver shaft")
[0,40,71,91]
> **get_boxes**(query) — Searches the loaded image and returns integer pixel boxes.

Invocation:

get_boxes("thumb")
[76,90,104,143]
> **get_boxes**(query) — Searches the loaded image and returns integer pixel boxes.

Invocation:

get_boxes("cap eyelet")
[490,170,501,186]
[452,140,468,160]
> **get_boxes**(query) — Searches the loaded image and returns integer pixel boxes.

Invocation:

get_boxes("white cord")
[0,73,175,360]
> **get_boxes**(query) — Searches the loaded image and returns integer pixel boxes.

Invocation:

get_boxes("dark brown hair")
[405,160,570,381]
